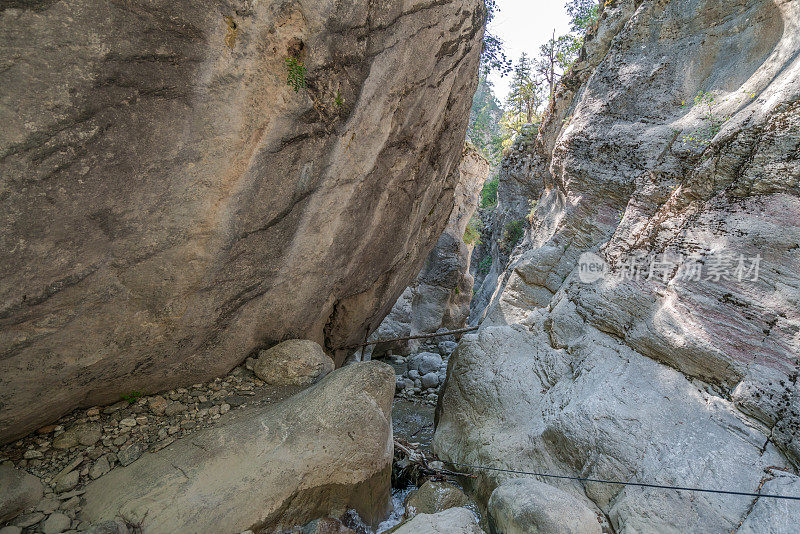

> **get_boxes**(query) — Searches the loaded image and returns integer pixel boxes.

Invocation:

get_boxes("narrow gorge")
[1,0,799,533]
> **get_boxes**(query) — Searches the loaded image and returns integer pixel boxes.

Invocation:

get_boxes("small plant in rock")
[527,200,538,223]
[334,90,344,109]
[121,391,143,404]
[478,255,492,274]
[464,215,482,246]
[285,57,307,93]
[480,177,499,209]
[681,90,730,151]
[501,220,524,252]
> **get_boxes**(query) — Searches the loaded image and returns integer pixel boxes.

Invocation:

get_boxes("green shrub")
[480,177,499,209]
[527,200,538,223]
[478,255,492,274]
[121,391,143,404]
[680,90,730,150]
[464,215,482,246]
[501,220,524,251]
[285,57,307,92]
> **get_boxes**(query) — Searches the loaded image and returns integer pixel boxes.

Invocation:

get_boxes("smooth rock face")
[393,507,484,534]
[0,464,44,523]
[0,0,485,443]
[488,479,601,534]
[367,146,489,358]
[253,339,334,386]
[80,361,395,533]
[436,0,800,532]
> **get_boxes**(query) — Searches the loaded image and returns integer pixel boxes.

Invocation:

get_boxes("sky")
[488,0,573,105]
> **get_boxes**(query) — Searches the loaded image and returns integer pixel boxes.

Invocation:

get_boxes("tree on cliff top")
[481,0,512,76]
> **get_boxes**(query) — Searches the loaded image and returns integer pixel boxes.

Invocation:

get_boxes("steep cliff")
[469,124,543,323]
[0,0,485,443]
[436,0,800,531]
[367,144,489,359]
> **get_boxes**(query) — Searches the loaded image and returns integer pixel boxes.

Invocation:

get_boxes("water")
[375,398,437,532]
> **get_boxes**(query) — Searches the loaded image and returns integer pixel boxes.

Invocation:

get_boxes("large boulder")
[0,464,44,524]
[404,480,473,518]
[79,361,395,533]
[392,507,484,534]
[0,0,485,443]
[488,479,601,534]
[436,0,800,532]
[253,339,334,386]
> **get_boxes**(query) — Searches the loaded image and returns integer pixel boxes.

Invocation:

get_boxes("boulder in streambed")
[392,507,484,534]
[79,361,395,533]
[253,339,335,386]
[0,463,44,523]
[404,480,473,518]
[488,479,602,534]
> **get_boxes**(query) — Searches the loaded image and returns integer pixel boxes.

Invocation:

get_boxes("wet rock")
[0,464,44,523]
[300,517,355,534]
[253,340,334,387]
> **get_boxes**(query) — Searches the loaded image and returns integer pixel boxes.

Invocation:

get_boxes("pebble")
[119,418,137,428]
[60,495,81,510]
[54,470,79,493]
[148,396,168,416]
[164,402,187,417]
[36,497,61,513]
[420,372,439,388]
[14,512,45,528]
[24,449,43,459]
[89,456,110,479]
[41,512,71,534]
[102,401,128,415]
[117,443,143,467]
[0,526,23,534]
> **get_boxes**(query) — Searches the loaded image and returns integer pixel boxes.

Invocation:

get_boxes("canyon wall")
[367,144,488,359]
[436,0,800,531]
[0,0,485,443]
